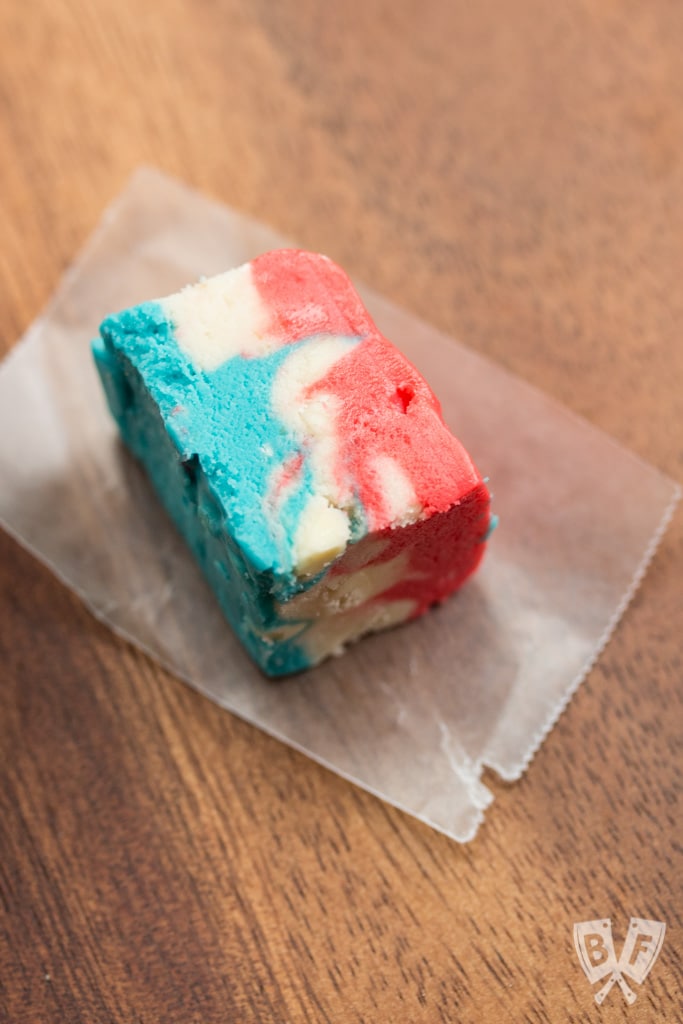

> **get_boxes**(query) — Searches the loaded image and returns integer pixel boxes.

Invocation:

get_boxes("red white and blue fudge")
[93,250,492,676]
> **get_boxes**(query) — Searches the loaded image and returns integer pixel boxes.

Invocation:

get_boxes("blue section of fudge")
[92,303,314,676]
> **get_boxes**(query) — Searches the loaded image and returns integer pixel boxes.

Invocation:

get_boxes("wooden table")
[2,3,681,1021]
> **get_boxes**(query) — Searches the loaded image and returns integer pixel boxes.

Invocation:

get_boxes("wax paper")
[0,168,679,841]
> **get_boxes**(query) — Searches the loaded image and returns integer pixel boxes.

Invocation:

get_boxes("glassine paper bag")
[0,168,679,842]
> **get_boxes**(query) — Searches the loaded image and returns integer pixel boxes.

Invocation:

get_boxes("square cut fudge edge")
[93,249,492,676]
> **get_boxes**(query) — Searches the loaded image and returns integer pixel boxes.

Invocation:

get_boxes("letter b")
[584,933,609,966]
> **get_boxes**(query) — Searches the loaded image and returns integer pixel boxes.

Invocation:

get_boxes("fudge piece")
[93,250,492,676]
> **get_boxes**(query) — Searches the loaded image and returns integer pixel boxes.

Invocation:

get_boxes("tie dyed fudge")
[93,250,492,676]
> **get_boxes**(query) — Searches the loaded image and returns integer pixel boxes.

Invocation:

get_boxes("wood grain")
[1,2,681,1021]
